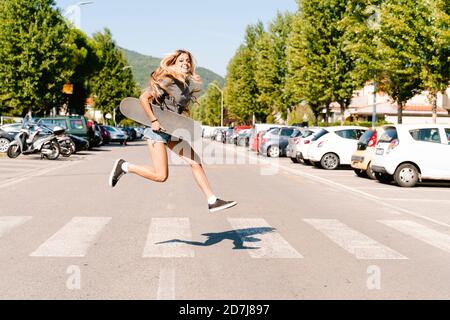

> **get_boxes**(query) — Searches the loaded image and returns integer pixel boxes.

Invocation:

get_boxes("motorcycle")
[6,116,61,160]
[39,124,75,157]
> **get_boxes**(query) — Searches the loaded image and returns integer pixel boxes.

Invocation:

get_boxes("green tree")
[224,22,267,124]
[254,12,293,121]
[194,81,222,126]
[287,0,367,125]
[377,0,425,124]
[286,1,334,124]
[89,29,139,125]
[417,0,450,123]
[0,0,77,116]
[65,28,101,115]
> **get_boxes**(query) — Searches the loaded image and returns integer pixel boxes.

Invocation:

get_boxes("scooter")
[7,117,61,160]
[39,124,75,157]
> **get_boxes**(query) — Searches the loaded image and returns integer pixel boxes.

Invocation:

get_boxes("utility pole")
[63,1,94,29]
[210,83,224,127]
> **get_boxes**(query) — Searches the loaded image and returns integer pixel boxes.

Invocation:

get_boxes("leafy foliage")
[0,0,76,116]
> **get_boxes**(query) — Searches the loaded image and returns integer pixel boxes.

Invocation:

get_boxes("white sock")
[121,162,129,173]
[207,195,218,205]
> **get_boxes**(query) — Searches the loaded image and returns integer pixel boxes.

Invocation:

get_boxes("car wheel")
[394,163,419,187]
[0,137,11,153]
[290,157,299,163]
[366,163,376,180]
[374,172,393,184]
[267,145,280,158]
[354,169,367,178]
[320,153,339,170]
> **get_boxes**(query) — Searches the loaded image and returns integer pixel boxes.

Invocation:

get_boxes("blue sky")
[54,0,298,77]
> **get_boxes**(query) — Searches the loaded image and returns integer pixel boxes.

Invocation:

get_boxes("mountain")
[120,48,225,94]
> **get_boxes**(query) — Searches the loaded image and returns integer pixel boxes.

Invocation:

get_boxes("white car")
[371,124,450,187]
[307,126,368,169]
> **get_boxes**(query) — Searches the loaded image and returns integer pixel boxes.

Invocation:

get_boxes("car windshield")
[105,126,117,132]
[311,129,329,141]
[378,128,398,143]
[358,130,375,145]
[281,128,295,137]
[301,130,314,138]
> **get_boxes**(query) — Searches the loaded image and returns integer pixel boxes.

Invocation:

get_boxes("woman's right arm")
[139,90,163,131]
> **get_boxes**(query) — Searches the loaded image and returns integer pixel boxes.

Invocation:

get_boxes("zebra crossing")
[0,215,449,260]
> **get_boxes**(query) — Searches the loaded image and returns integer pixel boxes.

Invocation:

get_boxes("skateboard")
[120,97,202,160]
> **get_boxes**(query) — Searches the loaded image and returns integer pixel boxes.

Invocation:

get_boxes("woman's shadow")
[156,227,275,250]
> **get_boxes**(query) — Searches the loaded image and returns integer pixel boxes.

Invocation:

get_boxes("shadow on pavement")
[156,227,276,250]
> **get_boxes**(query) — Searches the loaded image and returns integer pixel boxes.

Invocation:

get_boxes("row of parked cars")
[204,123,450,188]
[0,115,145,153]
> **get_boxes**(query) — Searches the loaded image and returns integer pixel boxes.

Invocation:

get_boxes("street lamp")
[210,83,224,127]
[63,1,94,29]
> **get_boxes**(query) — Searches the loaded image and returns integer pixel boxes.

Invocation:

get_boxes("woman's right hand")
[151,120,166,132]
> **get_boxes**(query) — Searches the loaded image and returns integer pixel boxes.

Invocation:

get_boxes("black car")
[69,134,90,152]
[0,128,16,153]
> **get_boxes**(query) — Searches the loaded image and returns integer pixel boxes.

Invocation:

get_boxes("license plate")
[376,148,384,155]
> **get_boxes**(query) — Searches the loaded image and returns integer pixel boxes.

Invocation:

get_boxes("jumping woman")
[109,49,237,213]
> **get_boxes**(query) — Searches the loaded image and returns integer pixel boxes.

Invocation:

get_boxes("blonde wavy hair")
[148,49,202,104]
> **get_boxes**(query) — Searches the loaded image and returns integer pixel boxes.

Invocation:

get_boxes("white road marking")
[30,217,111,257]
[303,219,408,260]
[379,220,450,253]
[156,267,176,300]
[226,145,450,229]
[0,216,32,238]
[227,218,303,258]
[382,198,450,203]
[143,218,195,258]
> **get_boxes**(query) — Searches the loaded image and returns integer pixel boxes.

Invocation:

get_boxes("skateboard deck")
[120,97,202,160]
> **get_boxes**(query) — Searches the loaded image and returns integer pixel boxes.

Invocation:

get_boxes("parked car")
[307,126,368,169]
[300,128,330,165]
[259,126,299,157]
[0,122,22,135]
[351,127,385,179]
[89,121,103,148]
[236,129,252,147]
[103,126,127,145]
[37,116,96,148]
[99,125,111,145]
[223,127,234,144]
[286,127,319,163]
[0,128,16,152]
[120,127,137,141]
[371,124,450,187]
[249,124,285,152]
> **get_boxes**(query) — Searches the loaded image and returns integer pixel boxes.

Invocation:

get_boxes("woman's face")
[175,53,191,75]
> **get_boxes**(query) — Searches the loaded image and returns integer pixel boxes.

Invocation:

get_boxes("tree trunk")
[340,104,345,126]
[429,92,437,124]
[397,102,403,124]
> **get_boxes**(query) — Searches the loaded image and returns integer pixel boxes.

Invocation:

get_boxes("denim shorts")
[143,128,172,144]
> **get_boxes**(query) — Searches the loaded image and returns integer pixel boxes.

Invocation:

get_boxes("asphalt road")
[0,140,449,299]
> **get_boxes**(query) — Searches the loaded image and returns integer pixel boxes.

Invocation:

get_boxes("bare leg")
[128,140,169,182]
[168,140,214,198]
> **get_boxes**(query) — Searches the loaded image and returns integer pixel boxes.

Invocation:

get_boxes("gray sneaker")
[209,199,237,213]
[109,159,126,187]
